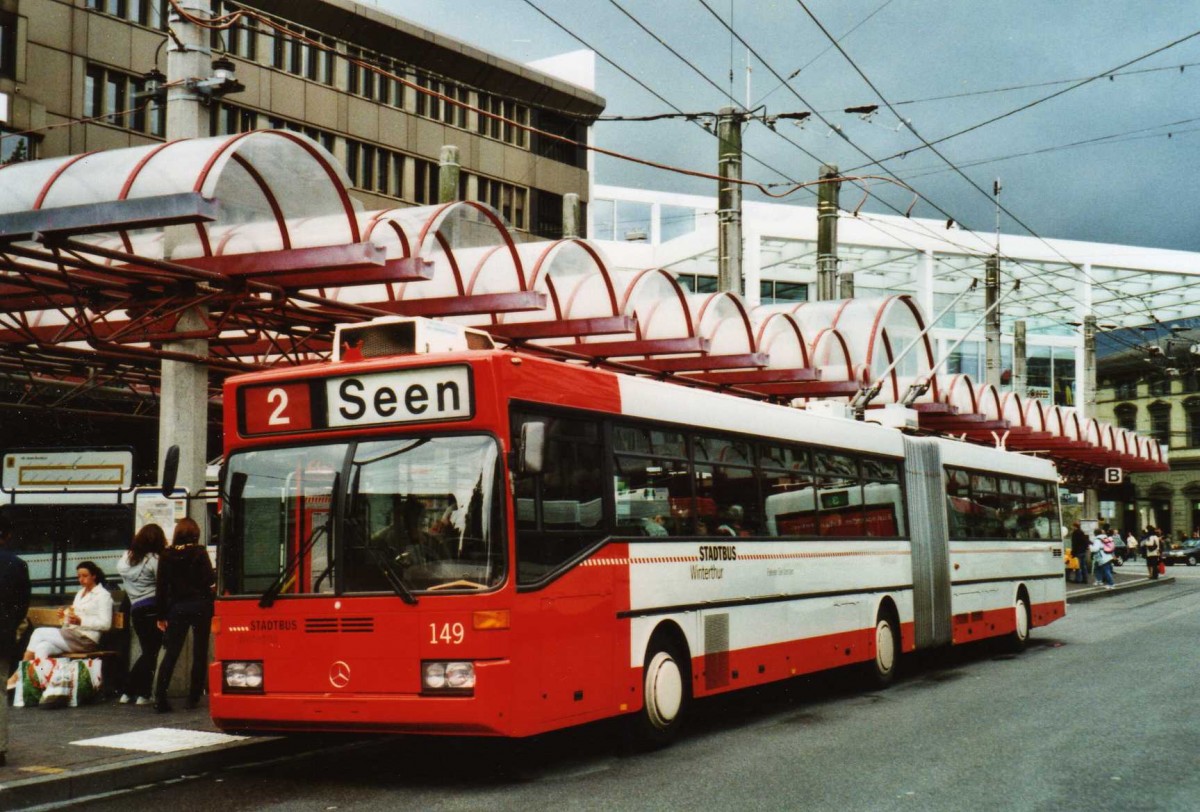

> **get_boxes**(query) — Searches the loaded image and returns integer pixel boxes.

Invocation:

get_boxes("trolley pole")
[985,254,1002,388]
[816,164,841,301]
[716,107,743,295]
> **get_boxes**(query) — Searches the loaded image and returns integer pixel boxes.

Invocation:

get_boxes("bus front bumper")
[208,658,515,737]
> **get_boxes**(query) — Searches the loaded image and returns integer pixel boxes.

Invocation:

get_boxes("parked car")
[1164,541,1200,566]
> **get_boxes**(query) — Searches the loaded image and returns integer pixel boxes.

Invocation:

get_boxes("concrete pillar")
[438,145,460,204]
[816,164,840,301]
[162,0,213,700]
[562,193,580,239]
[1013,320,1027,396]
[1081,315,1097,419]
[716,108,743,295]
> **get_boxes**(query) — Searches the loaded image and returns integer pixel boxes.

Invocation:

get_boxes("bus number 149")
[430,622,465,645]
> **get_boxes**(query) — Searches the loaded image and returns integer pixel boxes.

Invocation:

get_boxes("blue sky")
[381,1,1200,254]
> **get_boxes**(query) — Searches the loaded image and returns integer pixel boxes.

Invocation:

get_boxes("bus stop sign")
[1104,467,1123,484]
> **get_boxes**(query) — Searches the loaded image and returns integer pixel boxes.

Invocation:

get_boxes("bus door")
[902,437,952,649]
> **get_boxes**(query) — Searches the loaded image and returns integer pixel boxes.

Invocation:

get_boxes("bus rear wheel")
[629,640,690,750]
[1007,592,1031,652]
[865,612,900,689]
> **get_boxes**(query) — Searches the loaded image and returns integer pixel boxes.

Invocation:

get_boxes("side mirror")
[161,445,180,497]
[519,422,546,474]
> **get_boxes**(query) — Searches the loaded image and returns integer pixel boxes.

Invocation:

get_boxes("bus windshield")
[220,434,504,598]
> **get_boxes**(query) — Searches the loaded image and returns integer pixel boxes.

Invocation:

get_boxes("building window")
[1149,401,1171,447]
[210,102,258,135]
[1149,377,1170,396]
[413,158,439,205]
[90,0,168,30]
[760,281,809,304]
[1186,399,1200,448]
[1,128,35,164]
[0,11,16,79]
[476,93,528,148]
[1114,403,1137,432]
[467,175,527,230]
[85,64,165,136]
[531,109,585,168]
[415,75,467,128]
[344,139,404,198]
[214,2,257,59]
[1114,379,1138,400]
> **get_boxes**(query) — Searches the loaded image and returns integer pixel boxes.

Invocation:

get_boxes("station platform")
[0,568,1174,810]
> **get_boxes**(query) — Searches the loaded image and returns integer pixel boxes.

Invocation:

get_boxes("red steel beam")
[487,315,637,341]
[740,380,862,397]
[354,291,548,318]
[630,353,769,372]
[555,336,709,357]
[682,368,821,385]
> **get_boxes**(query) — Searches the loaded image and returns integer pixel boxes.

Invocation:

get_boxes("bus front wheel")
[629,639,690,750]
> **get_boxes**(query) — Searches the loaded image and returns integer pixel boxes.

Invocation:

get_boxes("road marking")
[71,728,247,753]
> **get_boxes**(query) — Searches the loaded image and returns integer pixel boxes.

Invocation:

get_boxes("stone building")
[0,0,604,237]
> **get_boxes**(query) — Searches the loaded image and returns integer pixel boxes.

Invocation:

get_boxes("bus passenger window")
[862,458,905,537]
[512,412,607,585]
[614,456,688,536]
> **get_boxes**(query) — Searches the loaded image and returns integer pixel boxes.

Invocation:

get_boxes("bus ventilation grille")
[704,613,730,691]
[305,617,375,634]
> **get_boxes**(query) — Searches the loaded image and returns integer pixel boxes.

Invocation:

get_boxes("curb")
[0,733,343,811]
[1067,575,1175,605]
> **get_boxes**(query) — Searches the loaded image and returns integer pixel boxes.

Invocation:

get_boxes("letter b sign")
[1104,467,1123,485]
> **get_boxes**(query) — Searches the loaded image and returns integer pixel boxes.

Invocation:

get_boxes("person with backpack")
[1091,529,1115,588]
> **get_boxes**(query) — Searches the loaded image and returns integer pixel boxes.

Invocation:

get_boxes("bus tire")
[629,637,690,750]
[1007,591,1031,652]
[865,609,900,689]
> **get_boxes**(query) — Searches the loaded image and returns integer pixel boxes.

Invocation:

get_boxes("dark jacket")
[0,548,31,659]
[1070,528,1089,558]
[156,544,214,614]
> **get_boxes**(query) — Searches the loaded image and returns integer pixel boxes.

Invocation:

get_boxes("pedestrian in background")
[116,523,167,706]
[1070,521,1089,584]
[1091,529,1115,589]
[1144,527,1163,580]
[153,518,214,713]
[0,514,32,767]
[1125,529,1138,562]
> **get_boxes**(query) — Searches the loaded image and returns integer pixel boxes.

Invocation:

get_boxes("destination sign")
[325,366,473,428]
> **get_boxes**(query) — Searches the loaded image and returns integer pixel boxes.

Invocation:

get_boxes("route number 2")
[430,622,465,645]
[267,388,290,425]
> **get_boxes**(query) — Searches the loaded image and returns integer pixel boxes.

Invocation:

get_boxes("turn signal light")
[472,609,510,630]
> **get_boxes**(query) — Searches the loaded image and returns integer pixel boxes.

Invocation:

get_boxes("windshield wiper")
[259,473,339,608]
[363,543,417,605]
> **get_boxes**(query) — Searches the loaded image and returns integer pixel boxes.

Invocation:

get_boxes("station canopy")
[0,132,1165,477]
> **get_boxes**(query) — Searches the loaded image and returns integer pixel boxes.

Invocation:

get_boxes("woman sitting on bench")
[5,562,112,690]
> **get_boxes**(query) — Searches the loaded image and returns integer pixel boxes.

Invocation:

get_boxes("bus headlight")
[422,661,475,694]
[224,660,264,693]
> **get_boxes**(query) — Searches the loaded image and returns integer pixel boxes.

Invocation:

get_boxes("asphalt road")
[71,580,1200,812]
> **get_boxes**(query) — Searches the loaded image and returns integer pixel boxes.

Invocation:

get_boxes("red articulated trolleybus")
[210,317,1066,744]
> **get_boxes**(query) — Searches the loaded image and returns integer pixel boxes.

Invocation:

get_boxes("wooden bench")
[24,605,127,659]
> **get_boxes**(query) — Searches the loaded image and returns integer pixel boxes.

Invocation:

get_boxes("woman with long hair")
[116,523,167,705]
[153,517,214,712]
[6,561,112,690]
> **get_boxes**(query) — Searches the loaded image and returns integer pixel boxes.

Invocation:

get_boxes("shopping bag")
[1158,560,1167,575]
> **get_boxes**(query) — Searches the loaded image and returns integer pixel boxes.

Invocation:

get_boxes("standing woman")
[153,517,214,712]
[116,523,167,706]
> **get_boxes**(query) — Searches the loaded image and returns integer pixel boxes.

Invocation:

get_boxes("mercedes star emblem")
[329,660,351,689]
